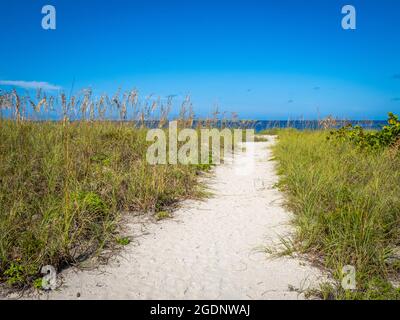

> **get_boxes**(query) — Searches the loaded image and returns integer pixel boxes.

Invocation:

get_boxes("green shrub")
[328,112,400,149]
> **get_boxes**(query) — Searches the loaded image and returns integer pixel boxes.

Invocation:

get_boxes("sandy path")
[40,137,321,299]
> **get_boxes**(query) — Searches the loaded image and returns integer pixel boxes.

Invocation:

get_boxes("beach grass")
[0,119,204,287]
[0,87,256,289]
[273,129,400,299]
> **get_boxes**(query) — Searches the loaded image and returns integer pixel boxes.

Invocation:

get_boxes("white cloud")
[0,80,61,91]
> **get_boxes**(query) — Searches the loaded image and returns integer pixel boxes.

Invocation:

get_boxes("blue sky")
[1,0,400,119]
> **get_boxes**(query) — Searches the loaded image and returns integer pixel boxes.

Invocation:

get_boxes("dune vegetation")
[0,89,221,288]
[273,114,400,299]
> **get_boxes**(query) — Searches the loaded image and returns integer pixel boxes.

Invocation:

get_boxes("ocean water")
[190,120,388,132]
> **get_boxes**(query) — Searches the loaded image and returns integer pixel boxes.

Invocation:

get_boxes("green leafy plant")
[4,263,24,286]
[72,191,109,217]
[33,277,43,289]
[116,237,130,246]
[155,211,171,221]
[328,112,400,149]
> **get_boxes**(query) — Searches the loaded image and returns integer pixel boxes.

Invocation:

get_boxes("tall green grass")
[0,120,203,287]
[273,130,400,299]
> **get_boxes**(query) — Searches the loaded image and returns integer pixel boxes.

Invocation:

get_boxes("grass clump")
[254,136,268,142]
[155,211,171,221]
[273,121,400,299]
[0,87,244,290]
[257,128,281,136]
[115,237,131,246]
[0,120,201,287]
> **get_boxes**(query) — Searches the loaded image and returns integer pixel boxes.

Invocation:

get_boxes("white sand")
[34,137,323,299]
